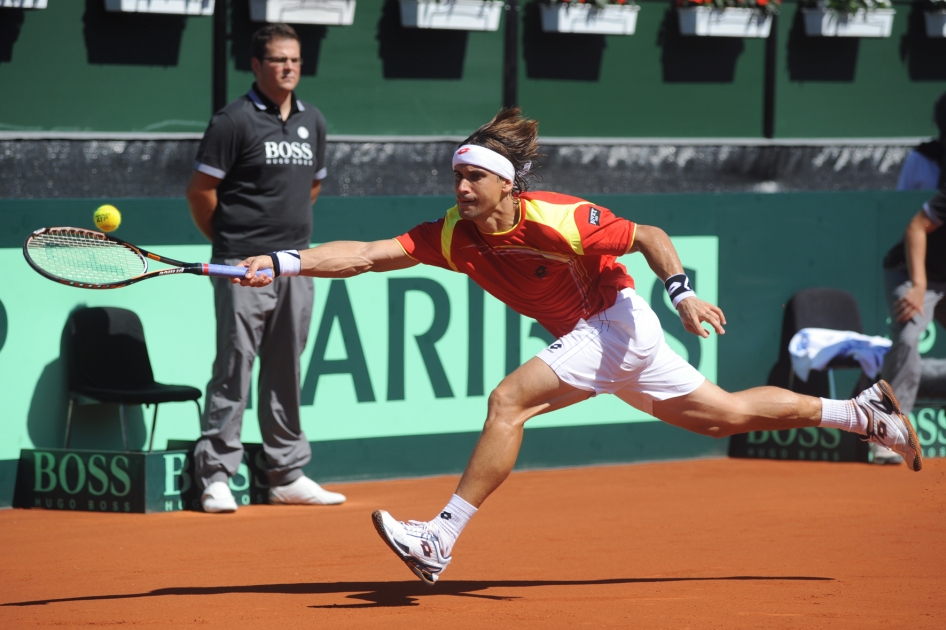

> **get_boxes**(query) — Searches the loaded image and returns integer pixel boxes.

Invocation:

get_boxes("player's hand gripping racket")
[23,227,271,289]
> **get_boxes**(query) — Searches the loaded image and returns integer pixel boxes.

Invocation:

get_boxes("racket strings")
[27,230,147,284]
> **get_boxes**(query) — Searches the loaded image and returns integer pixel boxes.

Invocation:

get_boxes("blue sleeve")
[897,151,939,191]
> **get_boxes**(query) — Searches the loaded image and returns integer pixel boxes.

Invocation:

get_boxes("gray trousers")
[195,258,314,488]
[880,266,946,414]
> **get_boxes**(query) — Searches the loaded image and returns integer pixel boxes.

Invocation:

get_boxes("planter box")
[104,0,214,14]
[1,0,48,8]
[926,11,946,37]
[677,7,773,38]
[801,8,896,37]
[399,0,504,31]
[250,0,356,24]
[540,4,640,35]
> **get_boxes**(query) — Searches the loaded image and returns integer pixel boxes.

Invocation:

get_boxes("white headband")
[452,144,516,181]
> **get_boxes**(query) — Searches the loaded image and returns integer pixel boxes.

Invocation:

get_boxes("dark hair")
[251,24,300,60]
[461,107,543,195]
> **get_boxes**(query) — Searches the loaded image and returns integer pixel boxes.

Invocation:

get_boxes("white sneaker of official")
[269,475,346,505]
[870,442,904,465]
[201,481,238,513]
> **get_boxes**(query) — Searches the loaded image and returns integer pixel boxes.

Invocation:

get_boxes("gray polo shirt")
[194,84,327,259]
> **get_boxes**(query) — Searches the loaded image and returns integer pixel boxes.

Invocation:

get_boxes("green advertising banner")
[14,446,271,513]
[6,190,945,507]
[0,237,717,463]
[911,407,946,460]
[729,428,869,464]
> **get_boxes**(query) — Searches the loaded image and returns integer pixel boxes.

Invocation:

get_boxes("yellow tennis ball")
[93,204,121,232]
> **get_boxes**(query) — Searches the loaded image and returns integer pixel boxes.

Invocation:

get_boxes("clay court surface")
[1,457,944,628]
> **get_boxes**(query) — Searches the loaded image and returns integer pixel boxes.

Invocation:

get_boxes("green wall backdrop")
[774,1,946,138]
[2,190,944,476]
[0,193,721,463]
[1,1,943,136]
[517,1,767,138]
[0,1,213,133]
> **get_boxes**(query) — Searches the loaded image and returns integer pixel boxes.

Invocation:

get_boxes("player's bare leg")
[651,379,821,437]
[652,379,921,470]
[454,357,592,508]
[372,358,590,584]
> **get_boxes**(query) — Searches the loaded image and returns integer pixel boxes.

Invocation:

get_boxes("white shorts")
[536,288,705,415]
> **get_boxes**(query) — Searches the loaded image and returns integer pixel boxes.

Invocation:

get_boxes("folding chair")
[63,307,202,451]
[770,288,866,399]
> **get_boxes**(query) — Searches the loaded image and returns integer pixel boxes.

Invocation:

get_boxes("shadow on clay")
[3,576,835,609]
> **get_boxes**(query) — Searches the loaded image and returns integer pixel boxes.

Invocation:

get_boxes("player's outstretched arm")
[236,239,418,286]
[630,225,726,338]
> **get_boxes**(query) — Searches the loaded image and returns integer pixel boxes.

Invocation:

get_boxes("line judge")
[186,24,344,513]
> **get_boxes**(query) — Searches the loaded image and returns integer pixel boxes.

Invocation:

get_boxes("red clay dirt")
[1,457,944,629]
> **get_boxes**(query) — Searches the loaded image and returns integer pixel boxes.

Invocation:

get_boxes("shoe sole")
[876,380,923,472]
[201,503,237,513]
[269,493,345,506]
[371,510,438,586]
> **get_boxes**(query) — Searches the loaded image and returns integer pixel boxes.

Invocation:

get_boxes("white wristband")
[269,250,301,277]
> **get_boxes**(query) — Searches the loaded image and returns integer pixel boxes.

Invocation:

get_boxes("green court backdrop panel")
[774,1,946,139]
[0,459,17,508]
[2,191,944,495]
[0,2,212,133]
[0,198,718,463]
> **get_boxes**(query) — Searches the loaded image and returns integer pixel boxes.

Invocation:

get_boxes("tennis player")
[236,108,923,585]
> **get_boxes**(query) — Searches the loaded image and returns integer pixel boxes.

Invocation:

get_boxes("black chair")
[767,288,867,399]
[63,307,202,451]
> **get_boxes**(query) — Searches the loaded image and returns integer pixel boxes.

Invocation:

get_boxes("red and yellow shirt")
[395,191,637,338]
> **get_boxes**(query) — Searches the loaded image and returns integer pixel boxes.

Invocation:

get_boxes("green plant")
[544,0,637,8]
[802,0,892,13]
[676,0,780,16]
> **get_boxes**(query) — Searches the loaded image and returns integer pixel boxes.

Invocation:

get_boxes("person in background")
[878,92,946,465]
[896,93,944,191]
[185,24,344,512]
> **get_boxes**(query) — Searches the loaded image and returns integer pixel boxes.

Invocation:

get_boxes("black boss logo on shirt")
[535,265,548,278]
[589,208,601,226]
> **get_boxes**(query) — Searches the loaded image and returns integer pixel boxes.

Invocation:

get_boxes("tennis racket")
[23,227,272,290]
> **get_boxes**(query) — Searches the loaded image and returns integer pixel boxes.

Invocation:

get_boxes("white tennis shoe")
[269,475,346,505]
[372,510,451,585]
[201,481,238,513]
[869,442,904,465]
[855,380,922,472]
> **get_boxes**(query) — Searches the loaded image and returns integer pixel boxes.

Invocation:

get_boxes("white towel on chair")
[789,328,892,382]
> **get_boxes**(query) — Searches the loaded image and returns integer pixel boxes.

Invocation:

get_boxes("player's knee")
[485,385,527,429]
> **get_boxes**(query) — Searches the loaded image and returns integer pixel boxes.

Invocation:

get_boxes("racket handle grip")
[204,264,274,279]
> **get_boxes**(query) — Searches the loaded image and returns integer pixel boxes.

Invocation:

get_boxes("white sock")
[819,398,867,435]
[431,494,477,557]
